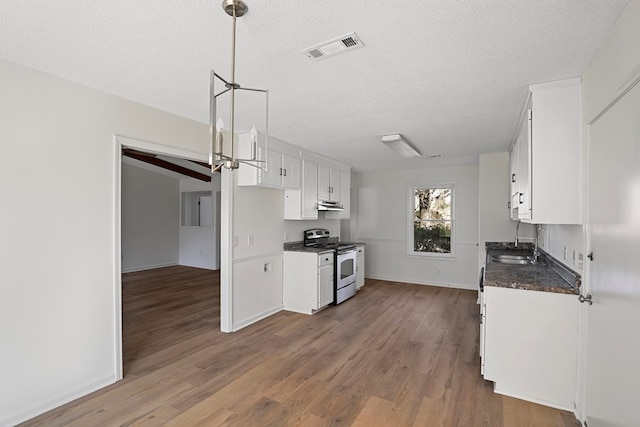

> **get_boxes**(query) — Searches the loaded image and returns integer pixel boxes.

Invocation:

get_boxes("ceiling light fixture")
[210,0,268,172]
[381,134,421,158]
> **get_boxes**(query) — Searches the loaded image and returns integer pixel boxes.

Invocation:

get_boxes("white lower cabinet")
[318,258,334,308]
[283,251,334,314]
[355,245,365,290]
[481,286,578,410]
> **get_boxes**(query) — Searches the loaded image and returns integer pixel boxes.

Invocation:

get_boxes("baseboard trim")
[177,262,217,270]
[493,384,574,412]
[366,275,476,291]
[232,305,284,332]
[1,374,116,427]
[122,262,177,273]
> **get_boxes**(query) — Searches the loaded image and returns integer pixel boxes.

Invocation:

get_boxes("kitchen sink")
[490,254,534,265]
[493,254,530,260]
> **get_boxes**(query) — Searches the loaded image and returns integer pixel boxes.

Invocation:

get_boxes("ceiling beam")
[122,149,211,182]
[188,159,212,169]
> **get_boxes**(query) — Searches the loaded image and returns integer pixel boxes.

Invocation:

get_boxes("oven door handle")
[337,248,357,255]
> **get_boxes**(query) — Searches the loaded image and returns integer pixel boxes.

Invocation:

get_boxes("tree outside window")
[409,185,454,256]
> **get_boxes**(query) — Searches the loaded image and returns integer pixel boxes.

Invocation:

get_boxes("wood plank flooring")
[21,266,579,426]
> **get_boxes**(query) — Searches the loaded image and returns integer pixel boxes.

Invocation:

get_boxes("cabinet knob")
[512,173,516,183]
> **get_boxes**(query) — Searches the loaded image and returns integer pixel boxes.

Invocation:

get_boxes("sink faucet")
[514,220,539,263]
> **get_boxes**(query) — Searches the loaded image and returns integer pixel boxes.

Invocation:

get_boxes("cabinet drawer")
[319,253,334,267]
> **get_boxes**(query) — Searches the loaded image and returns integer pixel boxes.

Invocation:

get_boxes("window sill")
[406,252,457,261]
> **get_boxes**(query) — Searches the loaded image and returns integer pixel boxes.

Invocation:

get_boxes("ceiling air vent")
[304,32,364,60]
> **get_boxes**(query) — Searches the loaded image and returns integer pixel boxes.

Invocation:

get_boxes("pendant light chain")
[210,0,268,172]
[229,4,237,166]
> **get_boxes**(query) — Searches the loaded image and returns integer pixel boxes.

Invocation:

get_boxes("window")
[408,184,454,257]
[181,191,213,227]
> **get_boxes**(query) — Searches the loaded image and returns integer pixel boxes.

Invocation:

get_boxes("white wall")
[179,227,217,270]
[121,162,179,272]
[546,0,640,276]
[231,184,285,330]
[539,224,584,273]
[284,215,340,243]
[355,164,480,289]
[0,59,208,426]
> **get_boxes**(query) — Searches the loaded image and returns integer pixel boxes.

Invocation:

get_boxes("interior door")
[199,195,213,227]
[584,80,640,427]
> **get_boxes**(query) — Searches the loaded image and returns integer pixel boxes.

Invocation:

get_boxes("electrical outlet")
[263,262,272,273]
[233,237,239,247]
[572,250,577,265]
[563,247,567,260]
[578,253,584,269]
[248,235,254,245]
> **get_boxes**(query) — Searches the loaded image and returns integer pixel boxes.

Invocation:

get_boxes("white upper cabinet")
[318,165,341,202]
[237,131,351,221]
[325,170,351,219]
[509,135,520,220]
[509,78,582,224]
[282,153,301,189]
[285,159,318,220]
[258,147,283,187]
[237,134,301,190]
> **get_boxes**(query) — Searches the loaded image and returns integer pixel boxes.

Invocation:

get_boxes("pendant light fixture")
[210,0,268,172]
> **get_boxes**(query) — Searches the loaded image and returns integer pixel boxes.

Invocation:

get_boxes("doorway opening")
[114,136,229,379]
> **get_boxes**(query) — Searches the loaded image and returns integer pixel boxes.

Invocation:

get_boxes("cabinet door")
[318,165,331,201]
[326,170,351,219]
[518,109,532,220]
[483,286,578,409]
[284,160,317,220]
[282,154,301,190]
[355,246,365,290]
[318,264,334,307]
[329,168,341,202]
[302,160,318,219]
[509,140,519,220]
[259,148,283,187]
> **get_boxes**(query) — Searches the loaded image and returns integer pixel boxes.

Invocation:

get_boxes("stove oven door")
[336,249,357,290]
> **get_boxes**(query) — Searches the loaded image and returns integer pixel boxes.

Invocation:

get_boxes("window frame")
[407,182,456,259]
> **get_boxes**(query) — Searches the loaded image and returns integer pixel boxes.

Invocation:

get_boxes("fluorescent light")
[381,134,421,158]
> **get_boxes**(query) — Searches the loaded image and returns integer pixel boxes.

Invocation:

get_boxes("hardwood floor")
[22,266,579,426]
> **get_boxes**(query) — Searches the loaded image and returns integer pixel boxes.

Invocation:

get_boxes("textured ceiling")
[0,0,630,170]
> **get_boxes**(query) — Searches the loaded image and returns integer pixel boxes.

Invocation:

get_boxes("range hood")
[317,200,344,211]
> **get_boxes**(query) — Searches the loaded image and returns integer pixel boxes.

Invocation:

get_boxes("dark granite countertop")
[339,241,366,246]
[283,242,334,254]
[484,242,580,295]
[283,240,364,253]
